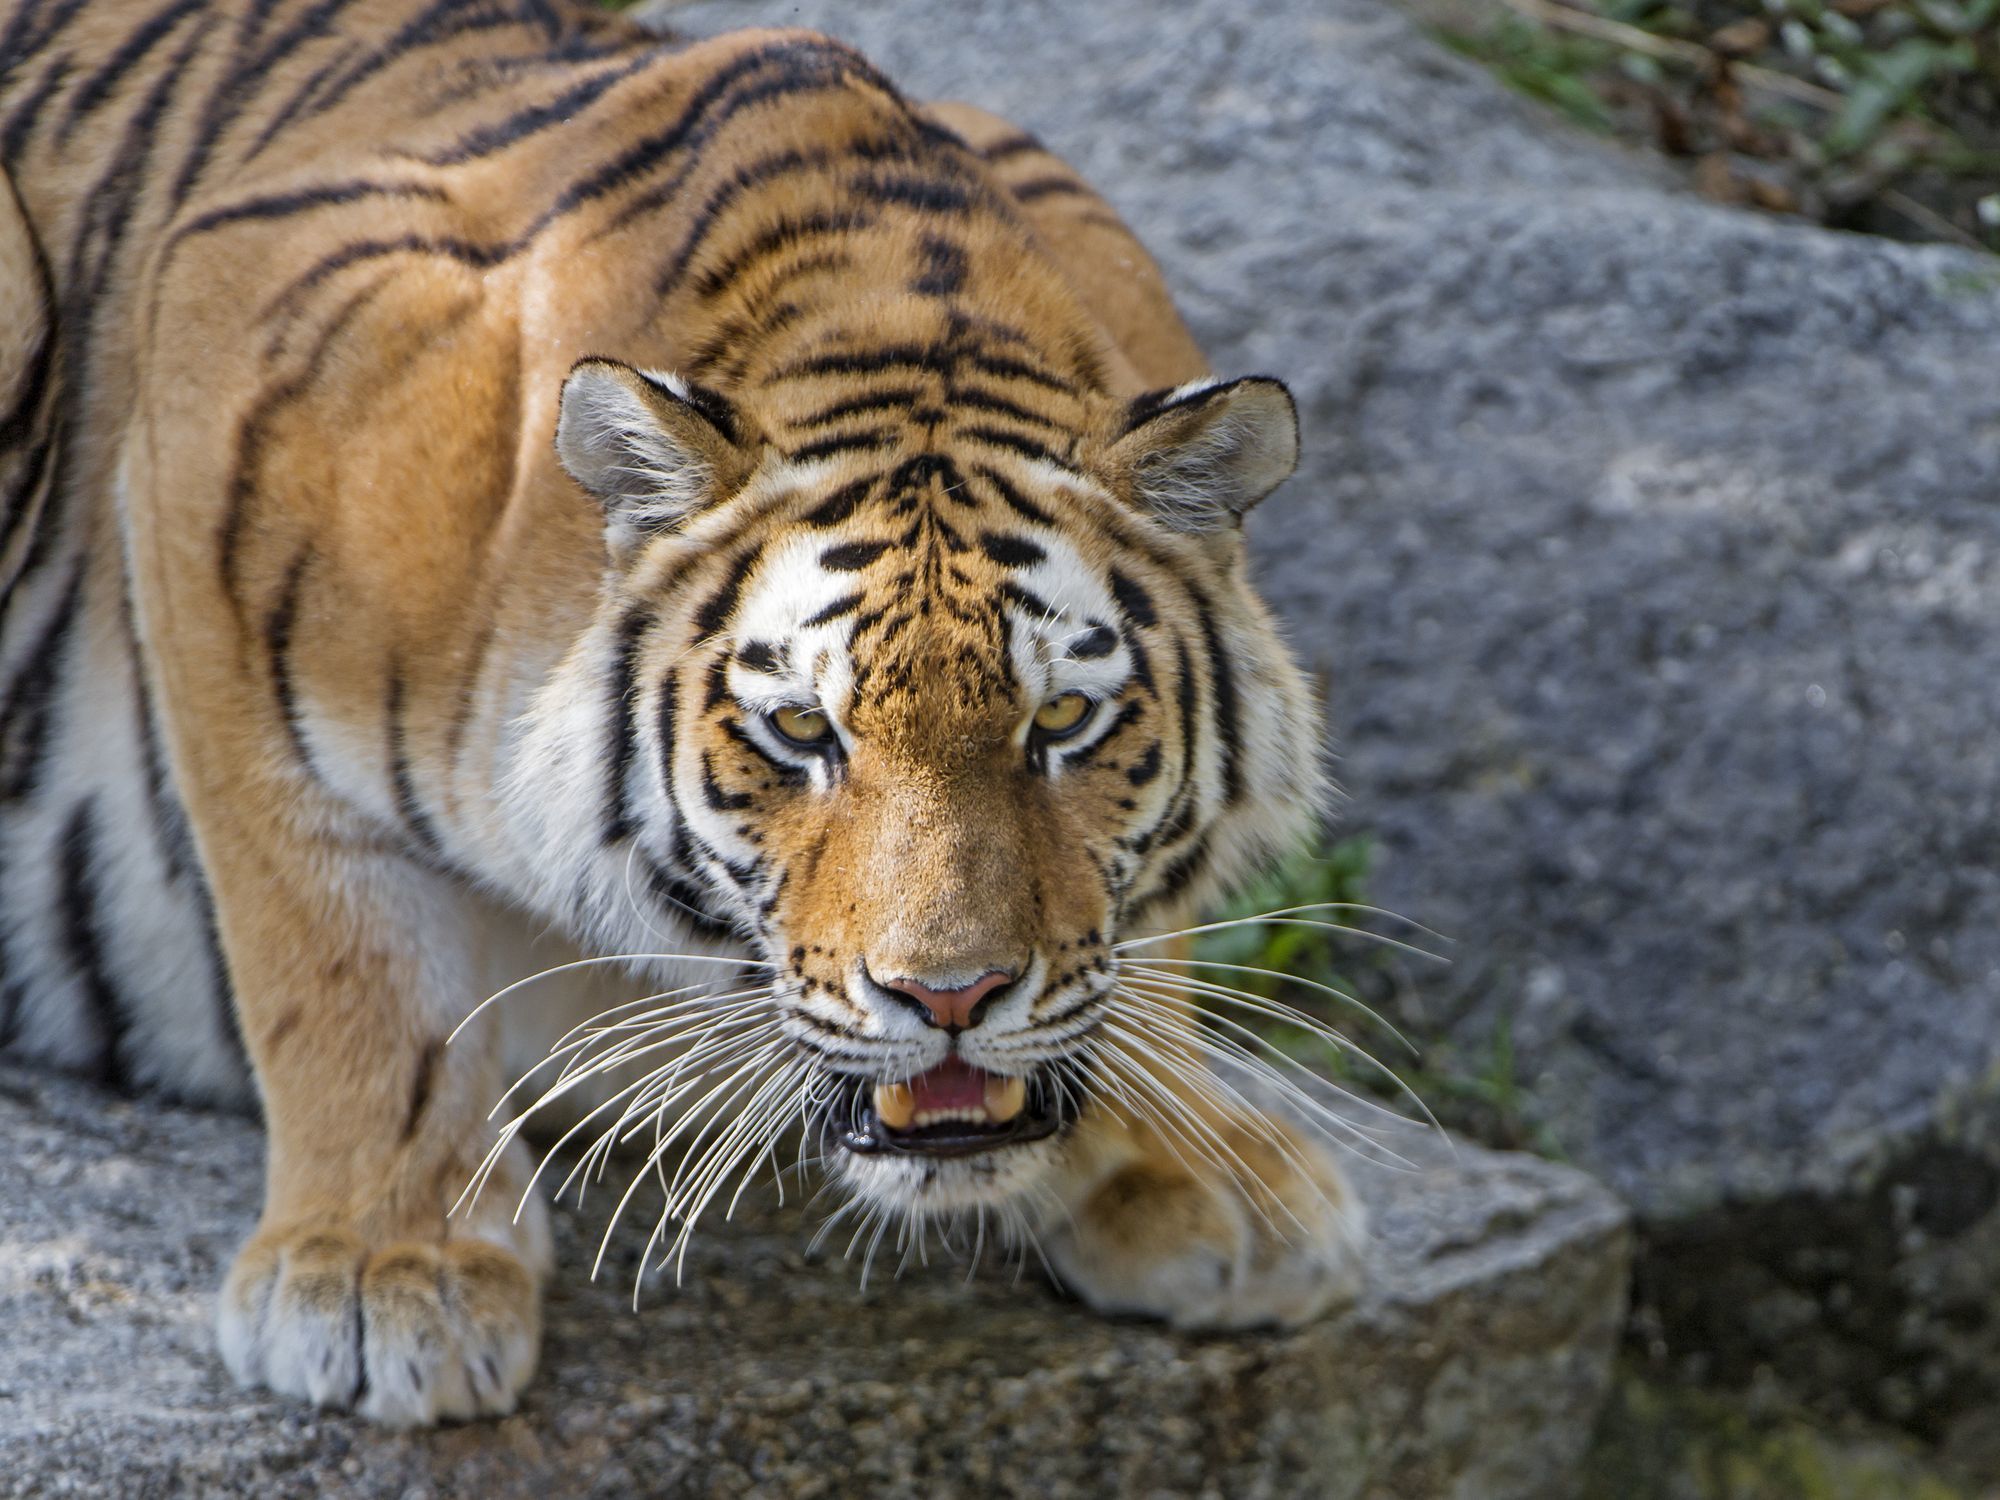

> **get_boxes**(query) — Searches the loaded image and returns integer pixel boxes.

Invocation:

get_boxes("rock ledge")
[0,1068,1626,1499]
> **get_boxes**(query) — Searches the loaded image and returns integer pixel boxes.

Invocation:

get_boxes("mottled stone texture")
[637,0,2000,1442]
[0,1067,1626,1497]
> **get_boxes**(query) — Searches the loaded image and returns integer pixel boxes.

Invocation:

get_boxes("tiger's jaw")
[826,1058,1086,1214]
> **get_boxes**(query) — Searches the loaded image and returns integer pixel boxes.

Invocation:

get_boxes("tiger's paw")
[1047,1117,1366,1331]
[217,1203,551,1428]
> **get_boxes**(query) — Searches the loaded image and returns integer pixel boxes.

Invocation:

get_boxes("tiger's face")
[548,354,1321,1219]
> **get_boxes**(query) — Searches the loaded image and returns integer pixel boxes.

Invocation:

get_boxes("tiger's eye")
[771,705,832,746]
[1032,692,1093,738]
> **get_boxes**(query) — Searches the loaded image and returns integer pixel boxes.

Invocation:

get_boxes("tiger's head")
[536,330,1320,1223]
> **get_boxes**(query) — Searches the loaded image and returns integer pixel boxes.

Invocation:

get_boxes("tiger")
[0,0,1368,1429]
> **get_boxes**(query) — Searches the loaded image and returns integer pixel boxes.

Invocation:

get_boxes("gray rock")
[647,0,2000,1442]
[0,1066,1627,1498]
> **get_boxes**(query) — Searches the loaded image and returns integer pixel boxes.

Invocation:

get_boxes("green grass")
[1437,17,1625,130]
[1185,834,1563,1157]
[1434,0,2000,252]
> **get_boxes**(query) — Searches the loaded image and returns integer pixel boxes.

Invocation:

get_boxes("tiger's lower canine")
[0,0,1367,1427]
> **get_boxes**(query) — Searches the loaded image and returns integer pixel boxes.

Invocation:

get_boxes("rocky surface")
[0,1066,1627,1498]
[639,0,2000,1446]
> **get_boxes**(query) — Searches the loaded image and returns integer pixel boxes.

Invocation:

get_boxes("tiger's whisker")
[1117,969,1441,1135]
[448,950,774,1045]
[1113,914,1447,967]
[1117,954,1418,1055]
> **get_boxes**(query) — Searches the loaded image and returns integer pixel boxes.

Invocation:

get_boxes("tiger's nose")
[878,970,1014,1032]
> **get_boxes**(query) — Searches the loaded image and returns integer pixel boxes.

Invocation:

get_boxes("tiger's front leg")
[211,847,554,1424]
[197,811,552,1427]
[1043,1037,1368,1331]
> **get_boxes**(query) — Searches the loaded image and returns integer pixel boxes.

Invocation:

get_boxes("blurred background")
[651,0,2000,1492]
[1422,0,1999,251]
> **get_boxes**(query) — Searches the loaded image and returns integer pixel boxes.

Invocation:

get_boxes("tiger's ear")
[556,359,759,543]
[1105,377,1299,533]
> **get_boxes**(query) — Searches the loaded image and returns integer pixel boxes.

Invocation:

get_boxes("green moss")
[1434,17,1623,131]
[1584,1364,1973,1499]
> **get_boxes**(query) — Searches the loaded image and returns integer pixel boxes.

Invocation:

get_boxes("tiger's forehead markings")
[727,454,1135,735]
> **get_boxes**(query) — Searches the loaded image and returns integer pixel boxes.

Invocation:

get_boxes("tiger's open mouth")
[836,1057,1068,1157]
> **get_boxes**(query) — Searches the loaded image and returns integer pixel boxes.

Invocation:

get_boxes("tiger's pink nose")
[880,970,1014,1031]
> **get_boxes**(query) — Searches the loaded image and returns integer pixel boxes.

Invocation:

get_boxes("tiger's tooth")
[874,1082,915,1131]
[984,1074,1026,1123]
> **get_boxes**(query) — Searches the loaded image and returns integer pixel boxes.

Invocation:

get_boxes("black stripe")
[118,586,197,884]
[652,144,838,294]
[55,800,134,1089]
[1,53,74,167]
[802,590,865,627]
[786,428,892,464]
[951,387,1059,431]
[690,208,875,300]
[962,424,1066,467]
[795,388,921,431]
[239,35,357,161]
[1191,591,1245,804]
[802,475,874,527]
[65,12,219,318]
[400,1038,442,1141]
[199,899,249,1085]
[978,132,1042,163]
[219,271,394,604]
[973,464,1052,526]
[169,0,363,208]
[637,852,734,939]
[168,178,451,254]
[1108,568,1158,628]
[264,548,319,776]
[411,47,660,166]
[979,531,1044,568]
[533,38,865,237]
[854,171,973,213]
[1136,834,1214,917]
[1062,701,1144,772]
[0,0,90,96]
[1008,174,1089,204]
[387,667,444,854]
[0,565,84,802]
[910,234,967,297]
[0,436,58,601]
[699,752,752,811]
[701,656,731,711]
[693,546,759,639]
[998,579,1051,618]
[820,539,891,572]
[263,232,509,331]
[1125,741,1163,786]
[269,0,522,149]
[667,376,742,446]
[55,0,205,145]
[964,351,1073,394]
[600,604,653,843]
[774,342,957,383]
[0,176,56,449]
[736,639,779,672]
[1070,624,1117,660]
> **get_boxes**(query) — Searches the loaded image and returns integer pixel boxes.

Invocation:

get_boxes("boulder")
[0,1066,1627,1497]
[640,0,2000,1441]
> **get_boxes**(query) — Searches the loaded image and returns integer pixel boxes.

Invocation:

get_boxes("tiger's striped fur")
[0,0,1362,1427]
